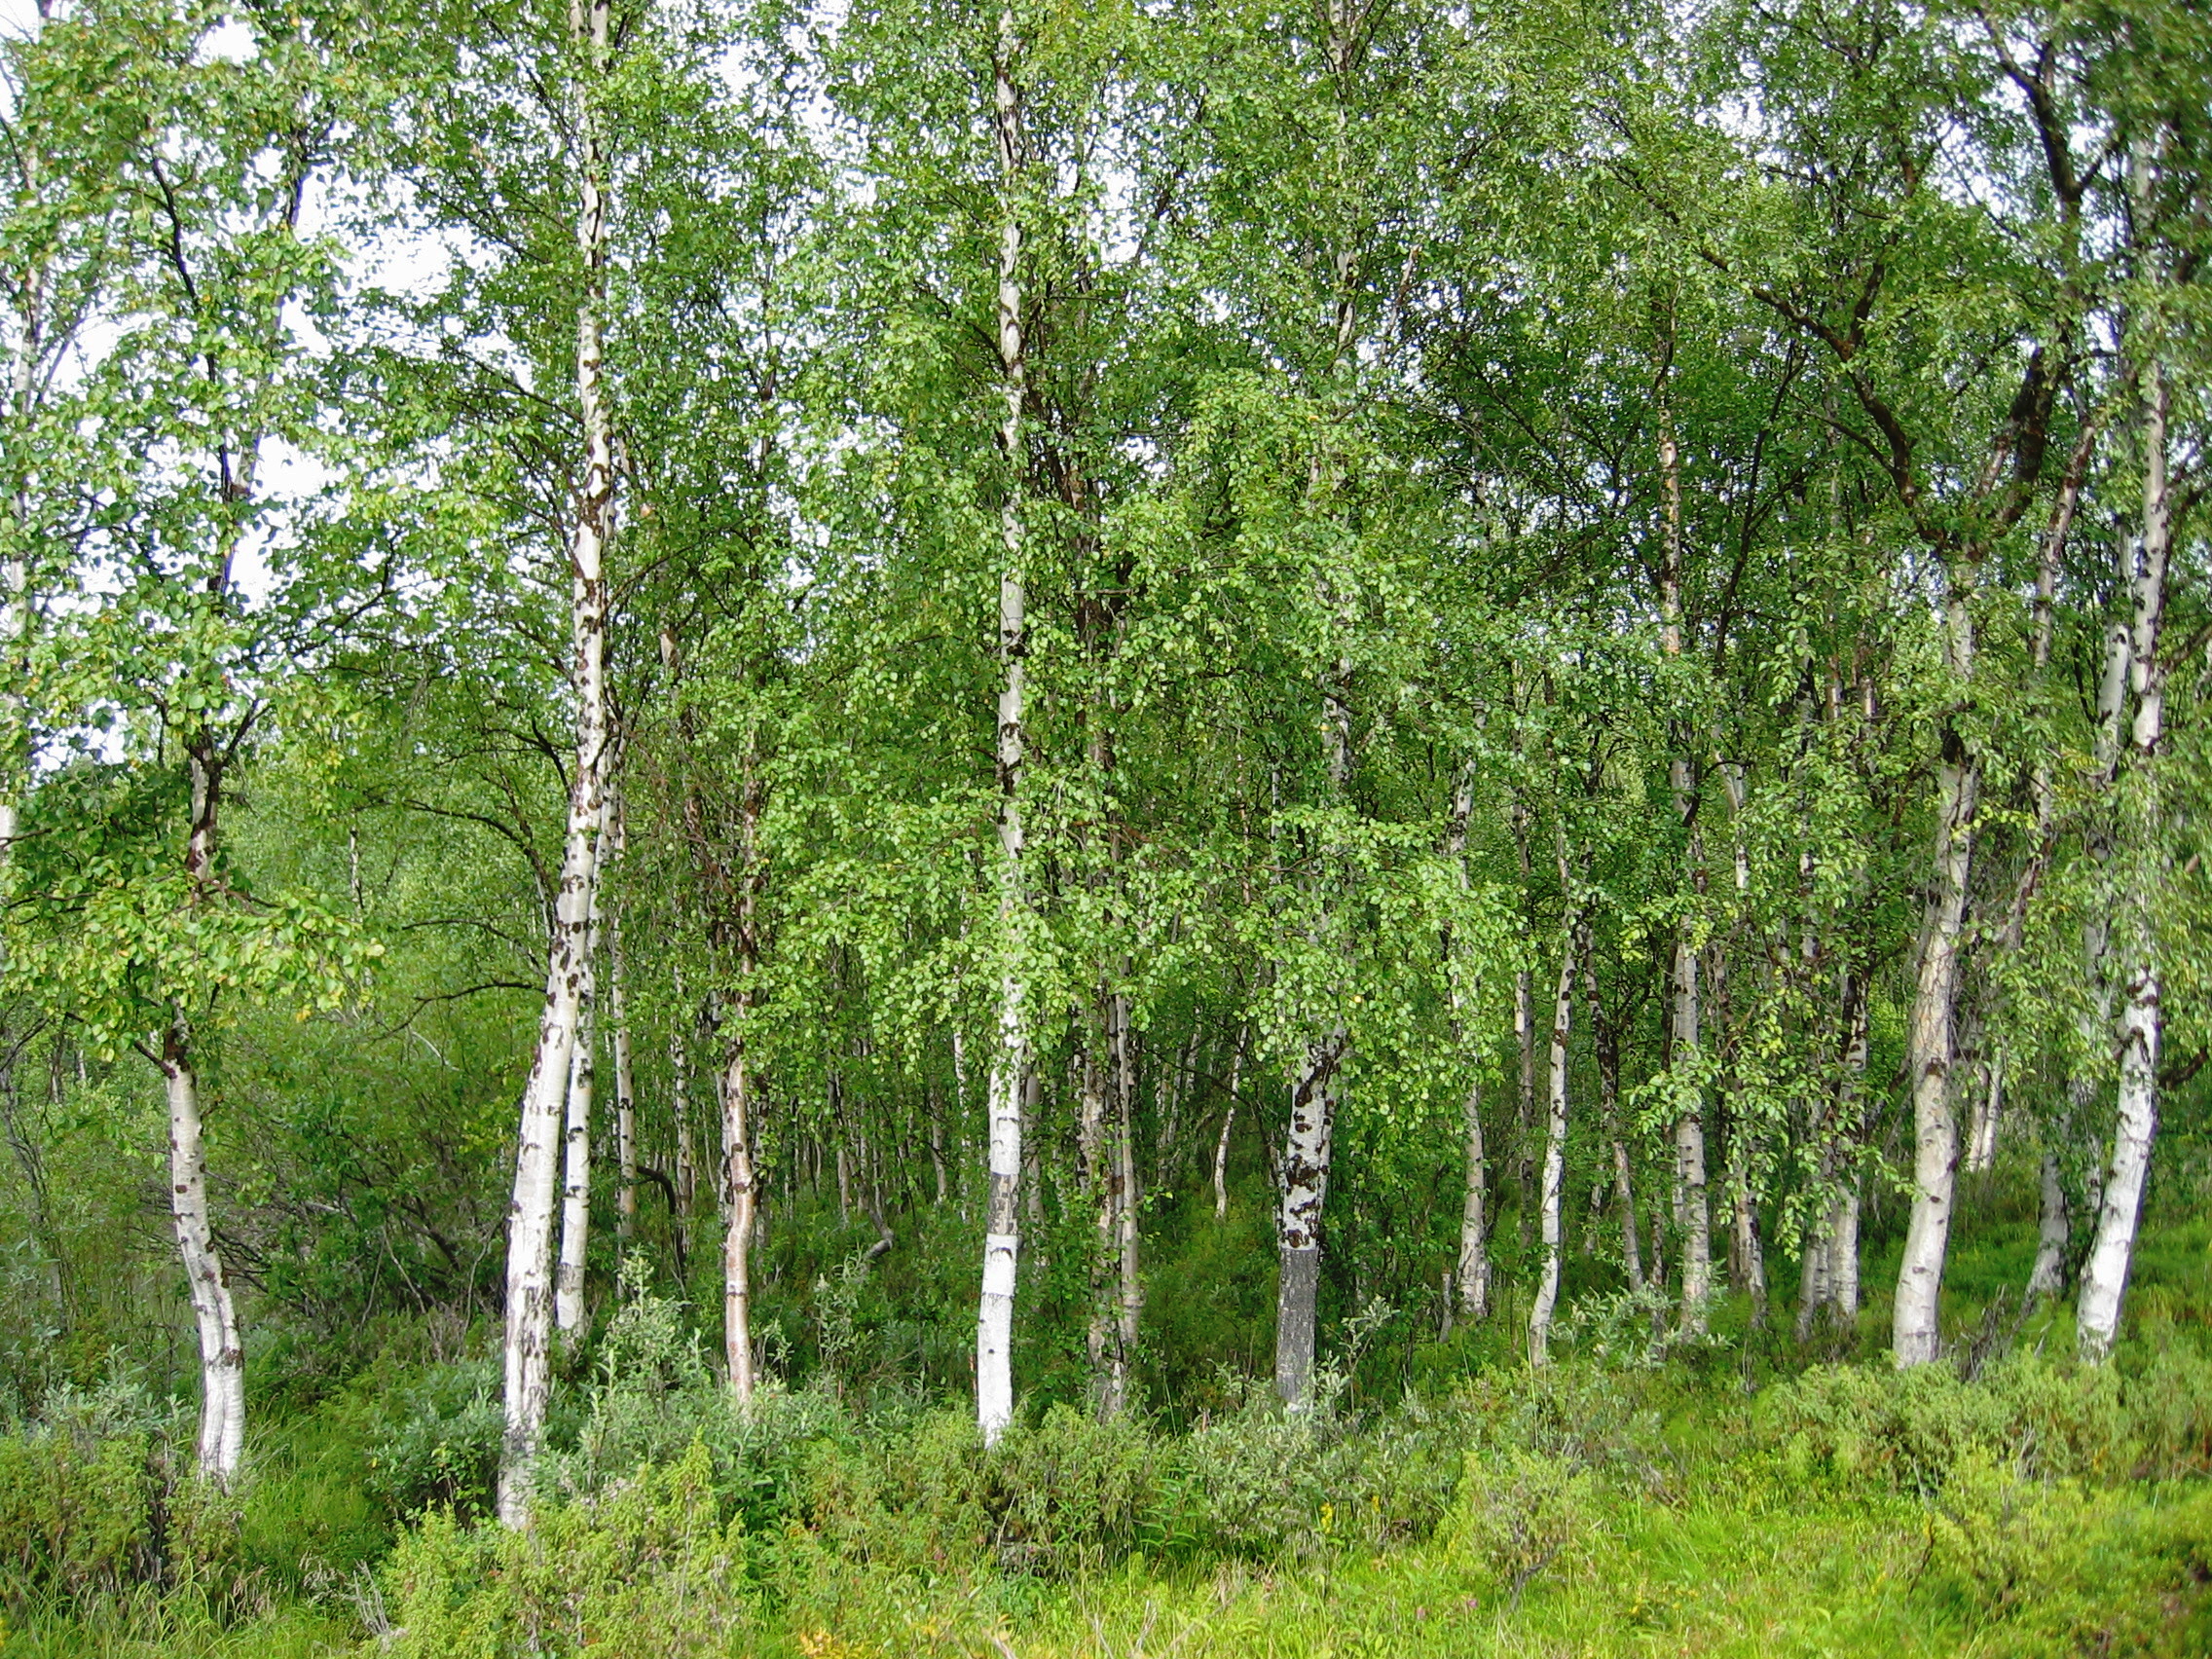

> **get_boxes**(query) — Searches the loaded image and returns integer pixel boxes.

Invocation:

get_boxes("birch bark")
[498,0,613,1527]
[555,789,609,1333]
[1657,387,1712,1336]
[1891,571,1978,1367]
[1529,911,1581,1367]
[976,3,1029,1446]
[2079,293,2173,1362]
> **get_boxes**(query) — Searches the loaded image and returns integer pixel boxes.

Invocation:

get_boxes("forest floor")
[4,1206,2209,1658]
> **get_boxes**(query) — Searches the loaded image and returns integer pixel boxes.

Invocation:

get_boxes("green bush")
[1761,1349,2204,1495]
[1924,1459,2212,1655]
[382,1439,749,1659]
[1440,1447,1603,1608]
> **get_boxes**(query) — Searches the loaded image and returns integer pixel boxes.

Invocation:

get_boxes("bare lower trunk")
[164,1021,244,1482]
[610,916,638,1254]
[2079,322,2171,1365]
[555,811,606,1333]
[1514,966,1534,1252]
[2026,1143,2070,1307]
[1275,1028,1343,1409]
[1729,1138,1767,1328]
[720,1012,756,1401]
[1114,997,1141,1409]
[1670,936,1711,1336]
[669,974,695,1256]
[1213,1028,1244,1220]
[975,2,1029,1449]
[499,0,613,1529]
[1578,941,1641,1292]
[1892,737,1977,1366]
[1456,1076,1490,1319]
[1529,929,1578,1366]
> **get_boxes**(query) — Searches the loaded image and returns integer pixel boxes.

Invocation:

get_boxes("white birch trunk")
[720,1020,757,1401]
[498,0,613,1527]
[1446,760,1491,1317]
[1529,925,1578,1366]
[2079,312,2172,1364]
[1656,387,1712,1335]
[1213,1026,1245,1221]
[164,1014,245,1481]
[976,5,1028,1446]
[1275,1026,1342,1408]
[1456,1075,1491,1320]
[608,837,638,1254]
[1891,574,1978,1367]
[555,790,609,1333]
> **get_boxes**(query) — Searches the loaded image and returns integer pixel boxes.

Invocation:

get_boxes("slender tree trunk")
[163,1015,245,1482]
[669,965,695,1257]
[1445,758,1491,1318]
[1656,383,1712,1335]
[608,828,638,1256]
[1113,992,1141,1411]
[1530,918,1580,1367]
[976,5,1029,1446]
[720,1017,757,1401]
[1214,1024,1246,1221]
[498,0,612,1527]
[555,790,608,1334]
[2080,315,2172,1364]
[1579,939,1641,1293]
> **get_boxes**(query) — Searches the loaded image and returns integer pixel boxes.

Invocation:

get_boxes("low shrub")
[381,1439,749,1659]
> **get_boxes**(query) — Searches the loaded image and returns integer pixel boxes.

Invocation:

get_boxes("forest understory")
[1,1161,2211,1657]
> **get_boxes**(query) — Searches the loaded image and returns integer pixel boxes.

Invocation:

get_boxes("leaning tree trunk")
[2079,326,2172,1364]
[608,808,638,1254]
[498,0,613,1530]
[976,4,1029,1448]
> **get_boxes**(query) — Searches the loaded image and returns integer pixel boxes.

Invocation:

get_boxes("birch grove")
[1,0,2208,1528]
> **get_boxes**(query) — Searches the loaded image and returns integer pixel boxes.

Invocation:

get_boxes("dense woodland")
[2,0,2212,1652]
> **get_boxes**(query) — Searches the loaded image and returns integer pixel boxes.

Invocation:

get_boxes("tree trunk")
[2026,1144,2070,1308]
[1579,938,1641,1293]
[1113,993,1142,1411]
[669,966,696,1257]
[976,4,1029,1447]
[498,0,613,1528]
[720,1013,757,1402]
[1456,1075,1491,1321]
[555,791,608,1334]
[1656,384,1712,1335]
[608,830,638,1255]
[1891,577,1979,1367]
[1275,1025,1343,1409]
[1529,920,1580,1367]
[164,1014,245,1482]
[2079,309,2172,1364]
[1214,1025,1245,1221]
